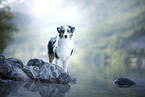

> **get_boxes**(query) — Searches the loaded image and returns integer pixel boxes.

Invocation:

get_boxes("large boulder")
[38,63,73,83]
[7,66,31,81]
[6,58,24,69]
[22,66,39,80]
[0,55,12,75]
[27,58,46,69]
[39,63,62,83]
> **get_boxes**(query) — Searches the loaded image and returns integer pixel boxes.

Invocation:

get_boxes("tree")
[0,0,18,53]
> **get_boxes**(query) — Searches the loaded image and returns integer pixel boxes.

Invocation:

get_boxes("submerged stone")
[113,77,135,88]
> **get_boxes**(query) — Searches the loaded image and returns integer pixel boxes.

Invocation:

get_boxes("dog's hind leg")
[49,54,55,63]
[48,38,55,63]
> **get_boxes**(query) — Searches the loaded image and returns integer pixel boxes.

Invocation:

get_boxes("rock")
[39,63,60,83]
[27,58,46,69]
[0,56,76,84]
[0,55,29,81]
[6,58,24,69]
[7,66,31,81]
[22,66,39,80]
[113,77,135,88]
[57,73,71,84]
[0,55,12,75]
[68,75,77,85]
[39,63,72,83]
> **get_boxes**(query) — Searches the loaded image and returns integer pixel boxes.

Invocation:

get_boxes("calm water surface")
[1,49,145,97]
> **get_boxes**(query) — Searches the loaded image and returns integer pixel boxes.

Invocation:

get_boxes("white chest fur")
[55,37,73,61]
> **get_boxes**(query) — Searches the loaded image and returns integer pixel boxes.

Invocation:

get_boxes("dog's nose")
[65,35,67,38]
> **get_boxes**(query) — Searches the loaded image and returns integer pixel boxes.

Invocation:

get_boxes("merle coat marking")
[48,25,75,72]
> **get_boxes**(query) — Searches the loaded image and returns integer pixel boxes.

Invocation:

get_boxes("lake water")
[1,49,145,97]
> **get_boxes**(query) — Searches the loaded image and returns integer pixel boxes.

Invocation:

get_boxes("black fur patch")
[57,25,75,34]
[55,52,59,59]
[48,41,54,54]
[47,36,57,54]
[70,49,73,56]
[69,26,75,33]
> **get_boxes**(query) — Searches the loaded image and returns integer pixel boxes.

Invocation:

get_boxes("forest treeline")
[1,0,145,65]
[0,0,18,53]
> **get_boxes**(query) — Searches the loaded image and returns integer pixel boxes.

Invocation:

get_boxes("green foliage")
[75,0,145,58]
[0,0,18,53]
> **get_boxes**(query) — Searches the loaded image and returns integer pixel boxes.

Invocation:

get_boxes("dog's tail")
[47,36,57,63]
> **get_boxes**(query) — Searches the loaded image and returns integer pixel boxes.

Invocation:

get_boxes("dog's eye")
[61,30,65,33]
[67,29,70,32]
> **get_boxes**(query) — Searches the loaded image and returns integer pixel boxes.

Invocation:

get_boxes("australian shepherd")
[47,25,75,72]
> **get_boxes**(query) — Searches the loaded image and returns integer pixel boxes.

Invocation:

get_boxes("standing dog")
[47,25,75,72]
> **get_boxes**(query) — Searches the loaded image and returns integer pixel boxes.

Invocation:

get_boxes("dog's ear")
[70,26,75,33]
[57,27,61,33]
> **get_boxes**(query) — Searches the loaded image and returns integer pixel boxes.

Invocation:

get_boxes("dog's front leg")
[63,59,70,72]
[55,58,61,67]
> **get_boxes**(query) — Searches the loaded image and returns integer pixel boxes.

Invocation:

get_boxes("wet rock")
[113,77,135,88]
[22,66,39,80]
[7,58,24,69]
[0,55,12,75]
[27,58,46,69]
[7,67,31,81]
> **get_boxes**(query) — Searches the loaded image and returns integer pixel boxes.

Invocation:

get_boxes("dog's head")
[57,25,75,39]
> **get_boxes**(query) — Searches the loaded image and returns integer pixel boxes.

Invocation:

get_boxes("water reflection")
[0,81,71,97]
[67,48,145,97]
[1,48,145,97]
